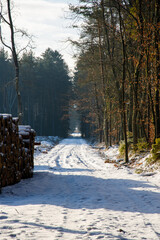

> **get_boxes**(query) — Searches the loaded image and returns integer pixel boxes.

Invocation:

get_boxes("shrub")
[135,169,143,174]
[119,138,149,157]
[150,138,160,163]
[119,141,126,157]
[137,138,149,152]
[118,138,133,157]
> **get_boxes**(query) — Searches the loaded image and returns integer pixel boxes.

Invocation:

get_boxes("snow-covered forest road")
[0,136,160,240]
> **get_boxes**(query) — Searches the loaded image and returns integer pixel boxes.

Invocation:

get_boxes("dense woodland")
[0,48,71,137]
[1,0,160,162]
[0,0,72,137]
[69,0,160,161]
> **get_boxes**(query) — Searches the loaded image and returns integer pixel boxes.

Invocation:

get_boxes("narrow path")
[0,137,160,240]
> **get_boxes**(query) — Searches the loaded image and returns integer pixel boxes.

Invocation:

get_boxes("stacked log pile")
[0,114,35,191]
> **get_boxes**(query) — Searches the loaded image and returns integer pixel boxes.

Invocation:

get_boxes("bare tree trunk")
[118,2,129,163]
[155,0,160,138]
[109,101,112,146]
[7,0,22,123]
[146,0,151,143]
[97,17,108,146]
[146,50,152,142]
[132,0,144,146]
[101,0,121,106]
[132,78,138,145]
[128,85,133,132]
[94,82,103,142]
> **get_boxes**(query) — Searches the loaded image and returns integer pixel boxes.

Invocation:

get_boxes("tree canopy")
[70,0,160,161]
[0,48,72,137]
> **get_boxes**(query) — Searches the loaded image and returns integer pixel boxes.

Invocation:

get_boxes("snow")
[0,136,160,240]
[34,136,60,155]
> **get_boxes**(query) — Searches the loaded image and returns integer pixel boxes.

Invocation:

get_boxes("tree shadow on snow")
[59,136,87,145]
[1,170,160,215]
[7,219,130,240]
[35,165,94,172]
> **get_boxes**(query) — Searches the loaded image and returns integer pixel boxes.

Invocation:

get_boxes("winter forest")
[71,0,160,162]
[0,48,71,137]
[1,1,160,239]
[1,0,160,157]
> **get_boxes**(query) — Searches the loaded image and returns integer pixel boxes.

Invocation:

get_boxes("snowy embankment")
[0,135,160,240]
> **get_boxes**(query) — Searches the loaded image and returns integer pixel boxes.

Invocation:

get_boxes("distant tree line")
[0,48,71,137]
[70,0,160,161]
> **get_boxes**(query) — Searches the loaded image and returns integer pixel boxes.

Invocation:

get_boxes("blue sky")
[1,0,80,71]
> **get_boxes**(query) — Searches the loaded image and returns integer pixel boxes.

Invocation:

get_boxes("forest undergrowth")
[95,140,160,175]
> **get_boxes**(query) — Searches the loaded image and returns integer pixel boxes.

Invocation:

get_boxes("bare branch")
[0,34,12,52]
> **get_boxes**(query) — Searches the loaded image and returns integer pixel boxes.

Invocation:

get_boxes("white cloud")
[1,0,79,71]
[15,0,67,23]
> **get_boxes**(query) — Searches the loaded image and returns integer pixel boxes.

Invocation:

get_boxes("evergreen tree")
[0,48,72,137]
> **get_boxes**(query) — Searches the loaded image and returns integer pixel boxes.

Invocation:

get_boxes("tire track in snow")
[1,136,160,240]
[43,137,160,239]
